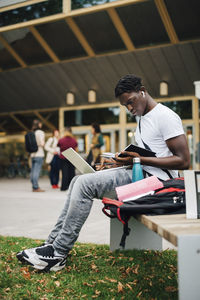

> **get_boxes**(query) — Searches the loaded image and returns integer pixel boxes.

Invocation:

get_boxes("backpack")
[25,131,38,153]
[102,177,185,249]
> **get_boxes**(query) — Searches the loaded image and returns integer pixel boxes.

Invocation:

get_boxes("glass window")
[126,129,137,146]
[126,100,192,123]
[162,100,192,119]
[64,107,120,126]
[0,0,62,27]
[72,0,117,10]
[126,112,136,123]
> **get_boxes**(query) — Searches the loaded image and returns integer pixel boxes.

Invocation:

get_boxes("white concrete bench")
[110,214,200,300]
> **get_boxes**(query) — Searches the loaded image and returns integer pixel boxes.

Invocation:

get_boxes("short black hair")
[115,74,142,98]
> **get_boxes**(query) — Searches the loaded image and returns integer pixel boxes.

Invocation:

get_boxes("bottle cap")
[133,157,140,163]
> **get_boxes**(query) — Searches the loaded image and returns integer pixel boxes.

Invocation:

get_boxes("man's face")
[119,91,146,117]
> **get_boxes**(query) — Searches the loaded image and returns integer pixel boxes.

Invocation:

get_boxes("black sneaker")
[17,244,66,272]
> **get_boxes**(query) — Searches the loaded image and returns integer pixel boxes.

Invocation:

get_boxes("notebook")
[115,176,163,202]
[118,144,156,157]
[62,148,130,174]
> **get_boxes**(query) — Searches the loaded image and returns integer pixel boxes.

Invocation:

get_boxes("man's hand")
[115,151,140,165]
[95,157,124,170]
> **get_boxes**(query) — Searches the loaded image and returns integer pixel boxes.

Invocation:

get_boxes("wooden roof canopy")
[0,0,200,118]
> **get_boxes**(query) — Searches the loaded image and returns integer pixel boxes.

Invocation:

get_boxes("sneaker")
[33,188,45,192]
[52,184,59,189]
[17,244,66,272]
[16,242,46,264]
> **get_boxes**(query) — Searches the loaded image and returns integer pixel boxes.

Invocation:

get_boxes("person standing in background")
[58,127,78,191]
[45,129,60,189]
[30,119,45,192]
[90,122,104,166]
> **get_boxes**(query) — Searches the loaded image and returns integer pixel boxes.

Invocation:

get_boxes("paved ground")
[0,177,110,245]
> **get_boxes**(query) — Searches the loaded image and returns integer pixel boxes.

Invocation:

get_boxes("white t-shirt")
[31,129,45,158]
[135,103,184,180]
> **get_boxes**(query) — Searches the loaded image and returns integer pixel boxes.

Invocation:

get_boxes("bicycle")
[6,157,30,179]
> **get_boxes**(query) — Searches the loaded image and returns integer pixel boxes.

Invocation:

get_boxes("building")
[0,0,200,170]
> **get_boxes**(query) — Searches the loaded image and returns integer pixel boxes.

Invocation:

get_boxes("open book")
[101,144,156,159]
[115,176,163,202]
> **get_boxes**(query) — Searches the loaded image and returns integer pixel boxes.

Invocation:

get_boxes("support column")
[178,235,200,300]
[59,108,64,137]
[119,106,127,151]
[192,97,199,170]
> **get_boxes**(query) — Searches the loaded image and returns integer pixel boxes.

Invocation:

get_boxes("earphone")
[141,91,145,98]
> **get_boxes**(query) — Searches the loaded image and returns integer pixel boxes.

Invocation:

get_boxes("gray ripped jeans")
[46,167,132,256]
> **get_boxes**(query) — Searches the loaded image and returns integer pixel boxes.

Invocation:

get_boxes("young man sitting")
[16,74,190,272]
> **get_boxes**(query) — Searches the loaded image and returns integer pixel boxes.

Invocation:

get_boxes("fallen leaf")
[15,284,22,289]
[54,281,60,287]
[118,282,123,293]
[97,280,106,284]
[129,257,134,261]
[105,277,117,283]
[125,267,132,275]
[81,254,92,258]
[165,286,177,292]
[111,260,116,266]
[126,283,133,291]
[91,263,97,270]
[20,267,31,279]
[136,291,142,297]
[6,265,12,273]
[35,240,42,244]
[132,265,139,274]
[83,282,95,287]
[95,290,101,295]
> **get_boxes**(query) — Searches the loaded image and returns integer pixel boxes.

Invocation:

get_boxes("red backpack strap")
[156,187,185,194]
[102,197,123,219]
[102,197,123,207]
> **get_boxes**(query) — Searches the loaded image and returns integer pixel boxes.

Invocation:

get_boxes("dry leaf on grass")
[97,280,106,284]
[92,290,101,298]
[126,283,133,291]
[83,282,95,287]
[136,290,143,297]
[125,267,132,275]
[132,265,139,274]
[20,267,31,279]
[118,282,123,293]
[91,262,97,269]
[105,277,117,283]
[165,286,177,292]
[54,281,61,287]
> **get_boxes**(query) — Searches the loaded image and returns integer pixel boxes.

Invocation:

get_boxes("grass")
[0,236,178,300]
